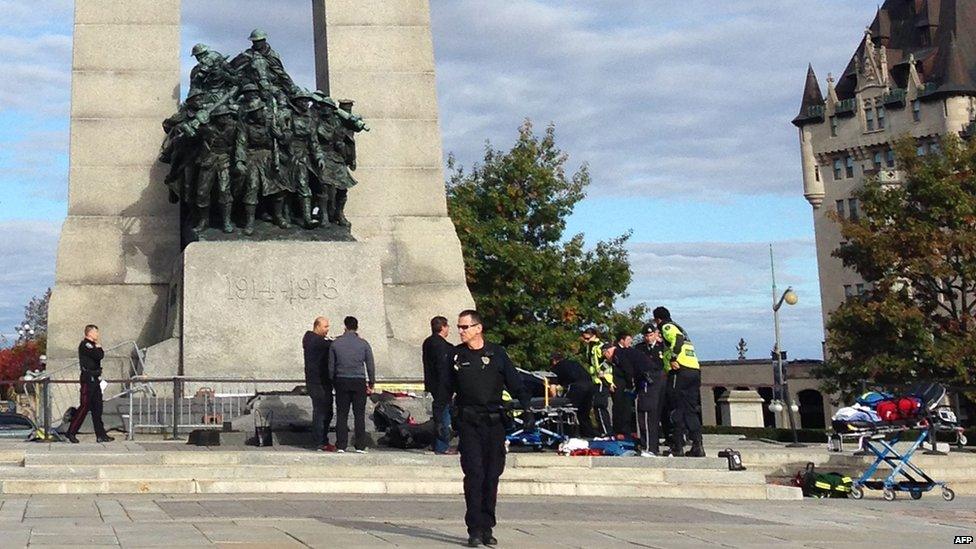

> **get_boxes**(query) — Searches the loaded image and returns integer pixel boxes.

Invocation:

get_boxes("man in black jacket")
[303,317,334,451]
[609,332,636,437]
[422,316,454,453]
[549,352,595,437]
[65,324,113,443]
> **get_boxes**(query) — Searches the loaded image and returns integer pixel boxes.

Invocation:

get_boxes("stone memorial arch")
[47,0,474,383]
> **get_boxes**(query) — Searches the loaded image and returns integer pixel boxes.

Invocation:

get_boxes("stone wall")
[318,0,475,378]
[47,0,182,368]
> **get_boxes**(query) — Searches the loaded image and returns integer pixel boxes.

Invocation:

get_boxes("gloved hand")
[522,410,536,431]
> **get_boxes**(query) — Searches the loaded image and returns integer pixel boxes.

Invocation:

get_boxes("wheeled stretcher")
[829,383,963,502]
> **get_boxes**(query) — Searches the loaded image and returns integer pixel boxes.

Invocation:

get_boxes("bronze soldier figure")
[194,104,240,234]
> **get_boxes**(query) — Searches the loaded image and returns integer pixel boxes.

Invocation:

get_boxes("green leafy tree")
[818,135,976,397]
[447,121,645,370]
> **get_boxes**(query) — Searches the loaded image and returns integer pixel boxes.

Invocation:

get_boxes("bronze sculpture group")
[160,29,368,237]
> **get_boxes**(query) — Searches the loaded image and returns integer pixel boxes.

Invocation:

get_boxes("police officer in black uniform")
[435,310,533,547]
[65,324,113,444]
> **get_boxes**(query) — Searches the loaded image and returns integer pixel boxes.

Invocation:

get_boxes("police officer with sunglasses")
[434,309,533,547]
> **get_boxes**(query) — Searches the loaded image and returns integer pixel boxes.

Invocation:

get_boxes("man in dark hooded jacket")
[303,316,334,450]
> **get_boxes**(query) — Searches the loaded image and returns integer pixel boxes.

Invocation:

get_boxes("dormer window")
[865,106,875,131]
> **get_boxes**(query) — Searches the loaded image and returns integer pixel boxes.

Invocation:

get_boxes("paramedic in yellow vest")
[654,306,705,457]
[580,327,613,436]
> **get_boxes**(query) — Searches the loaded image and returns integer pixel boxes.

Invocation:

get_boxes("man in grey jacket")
[328,316,375,452]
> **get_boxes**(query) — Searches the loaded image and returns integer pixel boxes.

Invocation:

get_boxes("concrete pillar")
[47,0,182,366]
[718,390,766,428]
[316,0,474,378]
[700,386,718,426]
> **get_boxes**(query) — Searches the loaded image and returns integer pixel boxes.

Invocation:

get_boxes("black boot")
[670,433,685,457]
[300,197,318,229]
[334,189,351,228]
[220,203,234,234]
[192,206,209,234]
[689,434,706,457]
[272,198,291,229]
[243,205,256,236]
[466,533,481,547]
[481,529,497,546]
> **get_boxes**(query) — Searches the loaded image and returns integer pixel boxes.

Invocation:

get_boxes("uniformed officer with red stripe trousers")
[65,324,114,443]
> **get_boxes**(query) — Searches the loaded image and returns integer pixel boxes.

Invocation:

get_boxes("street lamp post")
[770,245,805,447]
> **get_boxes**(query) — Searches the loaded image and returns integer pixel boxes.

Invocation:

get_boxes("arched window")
[797,389,826,429]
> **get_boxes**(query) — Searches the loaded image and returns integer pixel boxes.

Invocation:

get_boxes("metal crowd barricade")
[124,377,306,440]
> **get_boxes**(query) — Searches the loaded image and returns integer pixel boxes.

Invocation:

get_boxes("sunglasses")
[457,323,481,331]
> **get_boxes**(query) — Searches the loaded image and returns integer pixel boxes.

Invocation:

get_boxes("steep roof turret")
[792,64,826,127]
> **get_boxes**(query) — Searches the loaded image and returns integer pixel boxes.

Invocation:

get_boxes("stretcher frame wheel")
[942,487,955,502]
[850,486,864,500]
[910,489,922,500]
[883,488,896,501]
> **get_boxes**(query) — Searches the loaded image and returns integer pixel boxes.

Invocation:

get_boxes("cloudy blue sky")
[0,0,880,359]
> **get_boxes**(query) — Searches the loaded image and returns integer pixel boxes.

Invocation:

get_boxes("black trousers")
[457,416,506,536]
[667,368,703,448]
[565,382,594,437]
[592,384,612,436]
[308,383,334,447]
[636,374,666,453]
[67,381,107,438]
[611,388,634,436]
[334,377,367,450]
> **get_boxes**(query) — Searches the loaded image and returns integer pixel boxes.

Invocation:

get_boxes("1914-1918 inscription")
[226,274,339,303]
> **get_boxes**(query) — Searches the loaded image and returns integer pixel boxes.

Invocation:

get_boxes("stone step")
[34,464,760,485]
[0,477,798,499]
[21,451,730,470]
[737,450,976,467]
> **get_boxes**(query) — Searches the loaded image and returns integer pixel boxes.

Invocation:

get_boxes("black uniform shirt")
[78,338,104,383]
[422,333,454,394]
[302,331,332,387]
[612,347,658,390]
[551,358,589,387]
[436,342,531,412]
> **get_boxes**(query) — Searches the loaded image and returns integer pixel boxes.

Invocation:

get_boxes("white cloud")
[431,0,877,199]
[623,239,824,359]
[0,221,58,340]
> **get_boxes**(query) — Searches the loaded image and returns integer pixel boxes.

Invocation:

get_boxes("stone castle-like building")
[792,0,976,337]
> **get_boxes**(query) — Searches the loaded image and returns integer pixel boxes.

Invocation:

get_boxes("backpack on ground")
[793,462,852,498]
[381,419,436,449]
[372,401,411,432]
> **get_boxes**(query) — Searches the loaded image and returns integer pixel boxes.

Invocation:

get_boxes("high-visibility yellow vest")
[661,322,700,370]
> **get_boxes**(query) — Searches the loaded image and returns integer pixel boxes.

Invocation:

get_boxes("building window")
[865,107,875,131]
[877,106,886,129]
[930,140,941,154]
[848,198,860,222]
[836,200,845,218]
[830,116,838,137]
[834,159,843,180]
[913,99,921,122]
[917,143,927,156]
[886,149,896,167]
[844,284,855,300]
[856,283,866,295]
[846,156,855,178]
[815,166,820,182]
[873,151,883,171]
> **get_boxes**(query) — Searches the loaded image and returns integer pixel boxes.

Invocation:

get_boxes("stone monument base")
[181,241,389,387]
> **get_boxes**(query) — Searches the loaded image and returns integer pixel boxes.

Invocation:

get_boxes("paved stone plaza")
[0,493,972,548]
